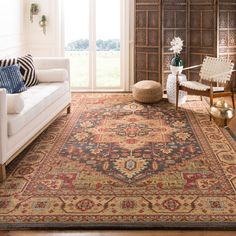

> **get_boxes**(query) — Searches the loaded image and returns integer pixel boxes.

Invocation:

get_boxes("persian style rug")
[0,93,236,229]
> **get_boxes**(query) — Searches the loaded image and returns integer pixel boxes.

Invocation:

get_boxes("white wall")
[0,0,62,58]
[0,0,27,58]
[25,0,63,57]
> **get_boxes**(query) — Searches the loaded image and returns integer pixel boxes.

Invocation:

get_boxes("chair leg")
[209,84,214,121]
[200,96,202,101]
[0,164,6,182]
[210,96,213,121]
[231,93,235,109]
[176,79,179,110]
[67,105,71,114]
[176,89,179,110]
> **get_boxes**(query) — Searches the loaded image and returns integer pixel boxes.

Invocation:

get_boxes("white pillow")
[7,94,24,114]
[36,69,68,83]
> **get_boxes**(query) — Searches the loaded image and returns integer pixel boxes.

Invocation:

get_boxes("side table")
[166,73,187,105]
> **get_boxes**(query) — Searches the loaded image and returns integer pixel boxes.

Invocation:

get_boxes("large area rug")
[0,93,236,229]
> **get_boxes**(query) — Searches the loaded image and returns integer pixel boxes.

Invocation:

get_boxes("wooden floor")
[0,95,235,236]
[1,231,236,236]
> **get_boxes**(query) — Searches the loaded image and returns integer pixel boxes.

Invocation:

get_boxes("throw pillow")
[36,69,68,83]
[0,57,17,67]
[17,54,38,87]
[7,93,24,114]
[0,54,38,87]
[0,65,27,94]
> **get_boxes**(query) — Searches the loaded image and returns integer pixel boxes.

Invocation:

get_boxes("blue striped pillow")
[0,65,27,94]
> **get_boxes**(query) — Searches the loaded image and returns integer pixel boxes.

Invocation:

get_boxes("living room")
[0,0,236,235]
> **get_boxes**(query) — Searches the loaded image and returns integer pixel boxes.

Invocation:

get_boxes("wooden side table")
[166,73,187,105]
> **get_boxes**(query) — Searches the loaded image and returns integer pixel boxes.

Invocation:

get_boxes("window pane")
[96,0,121,88]
[64,0,90,88]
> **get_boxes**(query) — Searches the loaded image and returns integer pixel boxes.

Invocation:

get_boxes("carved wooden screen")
[218,0,236,89]
[134,0,236,89]
[188,0,217,81]
[162,0,188,89]
[135,0,161,82]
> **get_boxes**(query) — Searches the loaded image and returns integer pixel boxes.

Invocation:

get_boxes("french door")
[64,0,129,91]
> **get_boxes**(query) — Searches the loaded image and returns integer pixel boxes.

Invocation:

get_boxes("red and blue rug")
[0,93,236,229]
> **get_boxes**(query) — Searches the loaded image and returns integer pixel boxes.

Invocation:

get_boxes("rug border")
[1,222,236,231]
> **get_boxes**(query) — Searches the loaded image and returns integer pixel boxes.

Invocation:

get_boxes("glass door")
[64,0,126,91]
[64,0,90,89]
[95,0,121,88]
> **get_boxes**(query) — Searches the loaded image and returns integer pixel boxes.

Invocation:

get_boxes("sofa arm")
[0,89,7,164]
[33,57,70,83]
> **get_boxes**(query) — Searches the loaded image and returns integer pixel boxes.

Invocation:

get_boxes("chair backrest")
[199,56,234,83]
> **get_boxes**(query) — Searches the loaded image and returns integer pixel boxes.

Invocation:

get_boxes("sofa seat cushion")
[7,81,69,136]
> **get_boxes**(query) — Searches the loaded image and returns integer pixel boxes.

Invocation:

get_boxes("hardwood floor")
[1,230,236,236]
[0,94,235,236]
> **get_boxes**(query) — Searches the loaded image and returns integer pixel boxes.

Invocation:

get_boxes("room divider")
[134,0,236,90]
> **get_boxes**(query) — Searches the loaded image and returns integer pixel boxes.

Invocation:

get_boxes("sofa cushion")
[7,81,69,136]
[0,65,27,94]
[17,55,38,87]
[0,54,39,87]
[36,69,68,83]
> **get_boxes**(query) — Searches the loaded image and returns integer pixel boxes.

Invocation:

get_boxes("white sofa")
[0,57,71,181]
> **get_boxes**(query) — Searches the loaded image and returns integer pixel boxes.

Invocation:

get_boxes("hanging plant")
[30,3,39,23]
[39,15,48,35]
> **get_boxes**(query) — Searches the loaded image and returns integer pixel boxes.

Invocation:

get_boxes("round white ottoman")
[132,80,163,103]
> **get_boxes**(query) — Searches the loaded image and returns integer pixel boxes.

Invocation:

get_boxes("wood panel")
[162,0,188,89]
[135,0,161,82]
[134,0,236,90]
[218,0,236,90]
[188,0,217,81]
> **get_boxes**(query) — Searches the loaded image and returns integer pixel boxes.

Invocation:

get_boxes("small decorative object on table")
[30,3,39,23]
[39,15,48,35]
[167,36,187,105]
[210,100,235,127]
[169,37,184,75]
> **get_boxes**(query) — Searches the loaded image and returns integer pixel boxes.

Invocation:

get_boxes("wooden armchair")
[176,56,235,119]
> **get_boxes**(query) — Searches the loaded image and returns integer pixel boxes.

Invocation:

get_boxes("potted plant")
[39,15,48,35]
[30,3,39,23]
[169,37,184,75]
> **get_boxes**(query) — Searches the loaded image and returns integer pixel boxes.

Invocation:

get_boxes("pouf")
[132,80,163,103]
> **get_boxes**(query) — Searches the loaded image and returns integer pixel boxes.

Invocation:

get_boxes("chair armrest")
[0,89,7,164]
[182,64,202,71]
[33,57,70,83]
